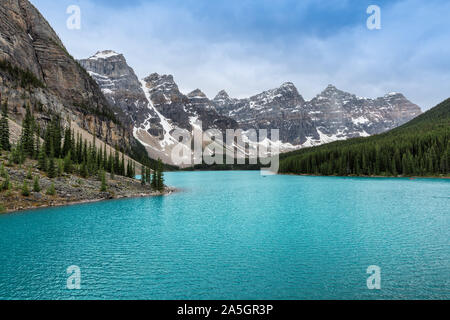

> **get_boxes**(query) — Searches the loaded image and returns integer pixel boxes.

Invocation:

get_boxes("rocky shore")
[0,159,174,214]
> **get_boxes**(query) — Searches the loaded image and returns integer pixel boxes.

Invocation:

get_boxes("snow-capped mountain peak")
[88,50,122,60]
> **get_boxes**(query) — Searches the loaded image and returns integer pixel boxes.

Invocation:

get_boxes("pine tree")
[0,163,6,178]
[21,180,30,197]
[26,167,33,180]
[145,166,151,184]
[51,115,62,158]
[87,142,95,176]
[62,126,72,157]
[391,158,398,176]
[110,163,115,180]
[80,160,88,178]
[57,159,64,177]
[77,133,82,163]
[34,123,41,160]
[38,147,47,171]
[82,139,87,163]
[114,146,120,175]
[33,176,41,192]
[100,169,107,192]
[141,164,145,185]
[108,149,113,173]
[120,153,125,176]
[20,104,35,157]
[47,147,56,179]
[97,145,103,169]
[1,169,10,191]
[103,145,108,170]
[151,168,157,190]
[0,98,11,151]
[126,160,132,178]
[64,151,73,173]
[11,144,25,164]
[156,159,164,191]
[43,125,52,156]
[46,183,56,196]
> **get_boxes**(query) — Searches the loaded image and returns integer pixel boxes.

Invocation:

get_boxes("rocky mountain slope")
[214,84,422,147]
[0,0,145,160]
[80,52,239,164]
[79,49,422,165]
[279,97,449,177]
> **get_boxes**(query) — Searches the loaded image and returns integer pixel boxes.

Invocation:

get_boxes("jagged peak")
[88,50,122,60]
[214,90,231,101]
[144,73,175,84]
[280,82,296,89]
[318,84,350,97]
[323,84,339,92]
[187,89,207,99]
[275,82,301,97]
[258,81,301,97]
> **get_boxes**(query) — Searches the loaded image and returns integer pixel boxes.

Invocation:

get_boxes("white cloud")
[31,0,450,109]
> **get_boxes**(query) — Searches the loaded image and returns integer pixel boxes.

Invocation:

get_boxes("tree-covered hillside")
[279,98,450,177]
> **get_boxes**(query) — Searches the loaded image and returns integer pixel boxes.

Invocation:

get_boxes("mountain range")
[79,50,421,165]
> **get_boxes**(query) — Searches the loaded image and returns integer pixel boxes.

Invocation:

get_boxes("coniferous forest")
[279,98,450,177]
[0,96,165,192]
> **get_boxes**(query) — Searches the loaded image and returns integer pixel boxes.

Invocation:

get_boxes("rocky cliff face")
[302,85,422,141]
[0,0,131,149]
[78,51,150,126]
[213,82,316,145]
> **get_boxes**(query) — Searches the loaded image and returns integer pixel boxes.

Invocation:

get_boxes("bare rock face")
[141,73,238,132]
[143,73,192,130]
[213,90,236,109]
[213,82,314,144]
[79,51,150,126]
[0,0,131,149]
[303,85,422,139]
[79,55,239,164]
[212,83,422,146]
[214,82,305,125]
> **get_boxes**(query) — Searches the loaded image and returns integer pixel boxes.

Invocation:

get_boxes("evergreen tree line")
[279,99,450,177]
[0,59,45,89]
[0,98,165,190]
[141,159,165,191]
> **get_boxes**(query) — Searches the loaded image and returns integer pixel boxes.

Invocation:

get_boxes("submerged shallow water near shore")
[0,171,448,299]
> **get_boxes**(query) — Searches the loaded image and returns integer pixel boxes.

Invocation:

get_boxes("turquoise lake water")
[0,171,448,300]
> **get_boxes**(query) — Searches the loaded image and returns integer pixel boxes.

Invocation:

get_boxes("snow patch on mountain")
[137,79,177,150]
[88,50,121,60]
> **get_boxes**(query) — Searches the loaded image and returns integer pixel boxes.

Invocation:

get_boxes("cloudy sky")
[31,0,450,110]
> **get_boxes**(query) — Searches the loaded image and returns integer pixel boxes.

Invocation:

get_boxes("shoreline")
[0,158,178,215]
[0,187,180,216]
[279,172,450,179]
[1,186,178,215]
